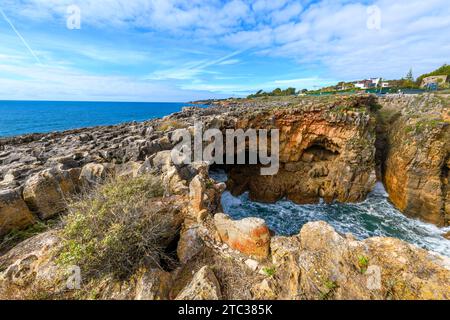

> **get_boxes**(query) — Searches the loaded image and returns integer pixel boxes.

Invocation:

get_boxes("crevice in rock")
[301,143,339,162]
[160,229,181,272]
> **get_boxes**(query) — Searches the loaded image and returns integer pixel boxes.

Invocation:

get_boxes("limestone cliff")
[226,95,378,204]
[379,95,449,226]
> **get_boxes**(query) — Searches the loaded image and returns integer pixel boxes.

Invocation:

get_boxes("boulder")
[270,221,450,300]
[214,213,271,261]
[22,169,74,219]
[79,163,114,188]
[134,268,172,300]
[0,189,35,236]
[0,231,61,298]
[177,225,204,264]
[175,266,222,300]
[115,161,142,179]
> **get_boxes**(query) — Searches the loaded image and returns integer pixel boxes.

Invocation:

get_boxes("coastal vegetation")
[57,174,173,280]
[247,87,297,98]
[416,64,450,86]
[246,64,449,98]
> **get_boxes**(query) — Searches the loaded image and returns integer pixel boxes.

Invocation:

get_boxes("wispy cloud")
[147,49,245,80]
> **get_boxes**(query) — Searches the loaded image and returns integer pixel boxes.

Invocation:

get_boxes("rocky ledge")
[0,94,449,300]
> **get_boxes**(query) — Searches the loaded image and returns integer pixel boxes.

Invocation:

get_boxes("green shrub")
[57,174,177,280]
[320,280,338,300]
[262,267,276,277]
[157,119,186,132]
[358,255,369,274]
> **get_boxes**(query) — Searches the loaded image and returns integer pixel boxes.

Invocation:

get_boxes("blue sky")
[0,0,449,102]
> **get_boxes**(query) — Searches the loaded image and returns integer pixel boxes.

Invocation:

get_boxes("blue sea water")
[0,100,193,137]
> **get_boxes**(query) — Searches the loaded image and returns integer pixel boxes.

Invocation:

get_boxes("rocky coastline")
[0,94,449,300]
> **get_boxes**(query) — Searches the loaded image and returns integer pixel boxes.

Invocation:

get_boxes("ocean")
[0,100,193,137]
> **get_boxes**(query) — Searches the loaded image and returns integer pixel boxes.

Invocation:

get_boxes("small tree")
[272,88,282,96]
[406,68,414,82]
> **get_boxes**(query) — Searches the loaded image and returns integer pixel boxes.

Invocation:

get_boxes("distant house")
[381,82,391,88]
[421,75,449,88]
[354,78,382,89]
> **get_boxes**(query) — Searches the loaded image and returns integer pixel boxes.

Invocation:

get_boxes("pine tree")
[406,68,414,82]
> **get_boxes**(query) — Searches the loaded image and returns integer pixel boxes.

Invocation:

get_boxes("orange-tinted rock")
[227,95,377,205]
[214,213,270,260]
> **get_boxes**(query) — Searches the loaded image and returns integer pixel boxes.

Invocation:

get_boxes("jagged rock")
[271,221,450,300]
[227,96,377,204]
[0,189,35,236]
[79,163,114,188]
[175,266,222,300]
[115,161,142,179]
[214,213,270,261]
[252,278,279,300]
[22,168,77,219]
[134,268,172,300]
[189,175,205,215]
[244,259,259,271]
[177,225,204,264]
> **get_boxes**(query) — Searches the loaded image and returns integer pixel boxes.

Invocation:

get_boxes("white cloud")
[181,76,338,94]
[147,50,245,80]
[1,0,449,98]
[0,62,227,101]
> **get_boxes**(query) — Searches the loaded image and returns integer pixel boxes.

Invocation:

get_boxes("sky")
[0,0,449,102]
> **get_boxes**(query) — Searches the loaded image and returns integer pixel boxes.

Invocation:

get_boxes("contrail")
[0,7,43,65]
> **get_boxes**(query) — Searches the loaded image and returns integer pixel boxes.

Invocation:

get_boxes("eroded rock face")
[175,266,222,300]
[79,163,113,188]
[380,95,449,226]
[214,213,271,261]
[0,230,61,299]
[227,96,378,204]
[134,268,172,300]
[22,167,78,219]
[0,189,35,236]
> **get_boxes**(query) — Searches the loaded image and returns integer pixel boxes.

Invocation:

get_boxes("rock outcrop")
[175,266,222,300]
[379,95,449,226]
[225,96,378,204]
[270,221,450,300]
[0,190,35,236]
